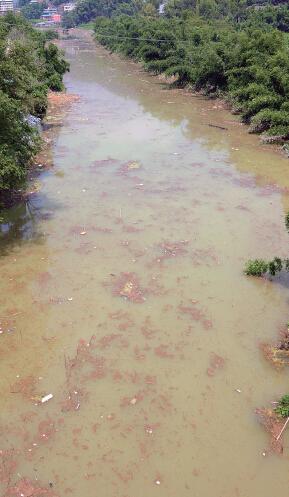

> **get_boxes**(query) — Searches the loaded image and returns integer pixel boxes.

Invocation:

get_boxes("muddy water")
[1,31,289,496]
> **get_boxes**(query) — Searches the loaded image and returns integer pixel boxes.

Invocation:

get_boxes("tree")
[0,14,69,202]
[21,3,46,20]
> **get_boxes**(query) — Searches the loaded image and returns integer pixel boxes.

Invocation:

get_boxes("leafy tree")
[63,0,149,27]
[0,90,40,191]
[21,2,46,20]
[94,12,289,138]
[0,13,69,203]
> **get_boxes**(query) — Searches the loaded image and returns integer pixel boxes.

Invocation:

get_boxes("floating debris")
[112,272,146,303]
[206,353,225,377]
[178,301,213,330]
[10,376,37,400]
[48,91,80,108]
[61,390,83,412]
[255,407,287,454]
[117,160,141,175]
[5,477,58,497]
[126,161,141,170]
[155,240,189,264]
[260,324,289,369]
[41,394,53,404]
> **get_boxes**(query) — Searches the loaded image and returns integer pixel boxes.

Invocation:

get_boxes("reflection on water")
[0,200,44,254]
[1,31,289,497]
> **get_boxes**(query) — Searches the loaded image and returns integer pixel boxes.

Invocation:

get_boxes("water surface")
[1,32,289,497]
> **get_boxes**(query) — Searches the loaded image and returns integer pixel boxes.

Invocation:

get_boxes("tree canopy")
[0,13,69,201]
[62,0,159,28]
[94,10,289,141]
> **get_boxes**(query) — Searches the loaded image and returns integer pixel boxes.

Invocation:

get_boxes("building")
[41,7,57,19]
[0,0,14,14]
[41,8,62,23]
[51,13,61,22]
[63,3,75,12]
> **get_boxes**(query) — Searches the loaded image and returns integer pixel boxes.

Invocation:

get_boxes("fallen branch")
[206,123,228,130]
[276,416,289,441]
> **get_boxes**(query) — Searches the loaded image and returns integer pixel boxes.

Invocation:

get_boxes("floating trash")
[41,393,53,404]
[112,272,146,303]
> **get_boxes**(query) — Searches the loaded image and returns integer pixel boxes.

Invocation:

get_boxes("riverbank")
[0,15,69,210]
[0,91,78,210]
[94,15,289,150]
[76,27,289,170]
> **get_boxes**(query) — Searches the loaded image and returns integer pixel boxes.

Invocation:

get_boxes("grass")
[78,22,95,30]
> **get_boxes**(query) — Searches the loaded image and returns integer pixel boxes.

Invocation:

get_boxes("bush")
[244,212,289,278]
[275,395,289,418]
[0,14,69,201]
[244,259,268,277]
[94,13,289,137]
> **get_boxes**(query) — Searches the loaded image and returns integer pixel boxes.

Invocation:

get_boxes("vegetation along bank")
[0,13,69,206]
[93,2,289,152]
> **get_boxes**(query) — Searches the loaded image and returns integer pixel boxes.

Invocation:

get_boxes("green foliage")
[268,257,283,276]
[21,2,46,20]
[275,395,289,418]
[0,90,40,191]
[0,13,69,200]
[44,43,69,92]
[62,0,145,28]
[244,256,289,277]
[244,210,289,277]
[244,259,268,277]
[44,29,59,40]
[163,0,289,31]
[251,109,289,134]
[94,13,289,133]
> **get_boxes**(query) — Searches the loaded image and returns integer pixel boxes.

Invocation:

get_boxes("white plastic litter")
[41,393,53,403]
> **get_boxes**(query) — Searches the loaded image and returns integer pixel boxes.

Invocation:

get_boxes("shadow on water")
[269,272,289,292]
[0,86,68,255]
[0,194,58,256]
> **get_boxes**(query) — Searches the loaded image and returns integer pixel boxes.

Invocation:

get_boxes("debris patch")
[206,353,225,376]
[112,272,146,303]
[255,408,286,454]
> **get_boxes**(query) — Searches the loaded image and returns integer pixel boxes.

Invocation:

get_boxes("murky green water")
[1,31,289,496]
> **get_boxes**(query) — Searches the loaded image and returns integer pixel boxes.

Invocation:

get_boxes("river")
[1,30,289,497]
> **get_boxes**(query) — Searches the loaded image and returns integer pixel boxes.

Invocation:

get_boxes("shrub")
[244,259,268,277]
[94,7,289,138]
[0,14,69,201]
[275,395,289,418]
[251,109,289,131]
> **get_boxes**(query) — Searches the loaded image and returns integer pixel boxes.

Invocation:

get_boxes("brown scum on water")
[112,272,146,303]
[4,477,58,497]
[255,408,287,455]
[34,92,80,171]
[206,353,226,377]
[260,325,289,369]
